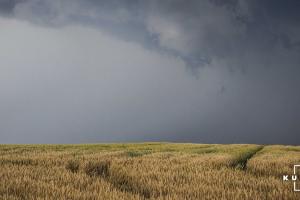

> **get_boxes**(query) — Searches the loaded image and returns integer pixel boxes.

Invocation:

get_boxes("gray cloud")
[0,0,300,144]
[1,0,299,68]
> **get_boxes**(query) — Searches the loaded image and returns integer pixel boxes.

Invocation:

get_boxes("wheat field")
[0,143,299,200]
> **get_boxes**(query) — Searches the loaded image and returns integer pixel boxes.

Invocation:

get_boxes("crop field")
[0,143,299,200]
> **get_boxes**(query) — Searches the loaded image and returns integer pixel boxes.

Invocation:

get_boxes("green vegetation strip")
[231,145,264,170]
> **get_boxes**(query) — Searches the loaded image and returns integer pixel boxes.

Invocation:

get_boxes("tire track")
[232,145,264,170]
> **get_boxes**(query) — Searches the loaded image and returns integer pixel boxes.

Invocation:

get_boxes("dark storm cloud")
[1,0,299,67]
[1,0,300,144]
[0,0,18,15]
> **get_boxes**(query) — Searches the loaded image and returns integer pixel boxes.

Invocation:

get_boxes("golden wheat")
[0,143,299,200]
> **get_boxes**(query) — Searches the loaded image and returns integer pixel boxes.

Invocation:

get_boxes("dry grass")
[0,143,299,199]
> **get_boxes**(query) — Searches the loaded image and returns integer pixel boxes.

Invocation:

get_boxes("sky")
[0,0,300,144]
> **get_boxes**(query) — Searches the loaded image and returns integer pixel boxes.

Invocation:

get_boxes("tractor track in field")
[232,145,265,170]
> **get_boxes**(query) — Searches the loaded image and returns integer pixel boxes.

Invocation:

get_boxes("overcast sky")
[0,0,300,144]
